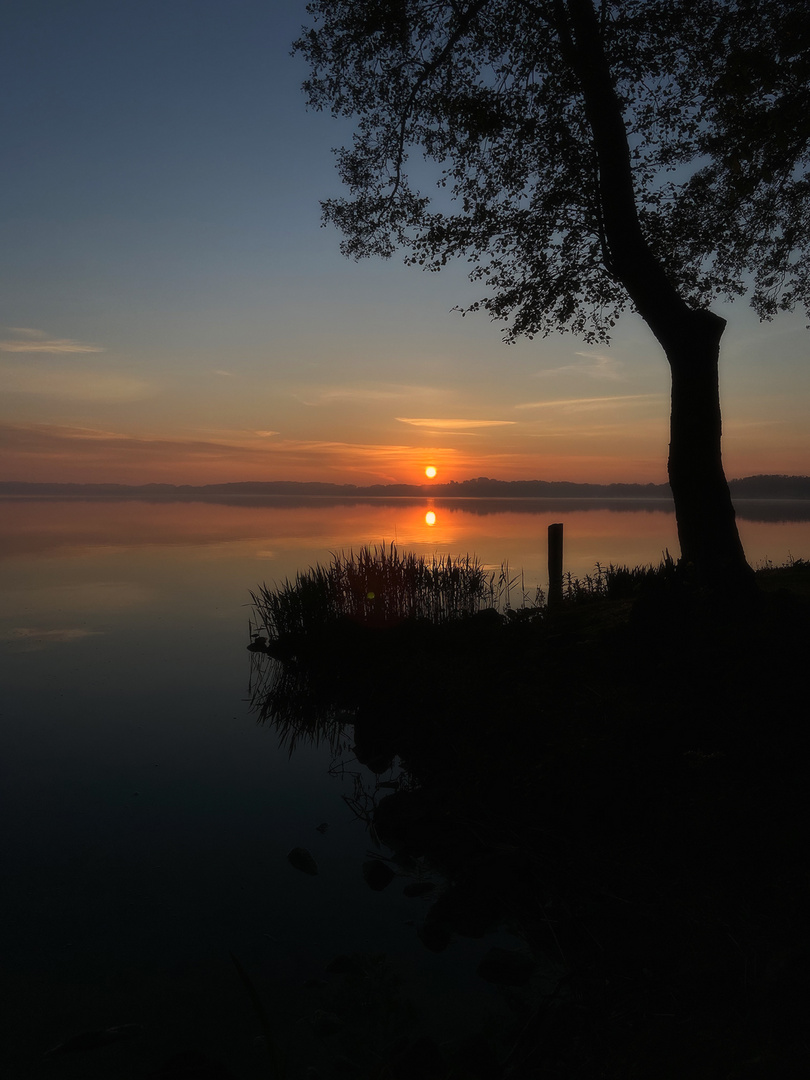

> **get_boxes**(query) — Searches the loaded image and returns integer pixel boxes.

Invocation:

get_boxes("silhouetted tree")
[676,1,810,320]
[295,0,810,588]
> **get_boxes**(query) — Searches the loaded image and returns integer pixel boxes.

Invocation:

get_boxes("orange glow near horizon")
[3,417,807,488]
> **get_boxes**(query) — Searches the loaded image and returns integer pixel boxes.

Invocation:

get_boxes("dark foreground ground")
[249,561,810,1078]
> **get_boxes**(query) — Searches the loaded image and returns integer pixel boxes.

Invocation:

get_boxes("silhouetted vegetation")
[248,553,810,1078]
[249,544,539,643]
[5,474,810,499]
[296,1,810,584]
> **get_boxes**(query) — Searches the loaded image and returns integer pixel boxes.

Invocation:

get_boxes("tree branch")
[558,0,704,345]
[388,0,491,200]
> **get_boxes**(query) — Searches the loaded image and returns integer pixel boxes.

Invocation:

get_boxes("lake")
[2,495,809,1078]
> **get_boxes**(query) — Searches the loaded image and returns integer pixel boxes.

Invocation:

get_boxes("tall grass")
[250,543,529,641]
[562,555,679,603]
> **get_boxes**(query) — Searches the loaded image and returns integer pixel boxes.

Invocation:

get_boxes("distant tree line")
[2,475,810,499]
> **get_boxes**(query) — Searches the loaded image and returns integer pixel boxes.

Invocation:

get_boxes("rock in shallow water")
[287,847,318,875]
[362,859,396,890]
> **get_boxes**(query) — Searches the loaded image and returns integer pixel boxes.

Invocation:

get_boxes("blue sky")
[2,0,808,485]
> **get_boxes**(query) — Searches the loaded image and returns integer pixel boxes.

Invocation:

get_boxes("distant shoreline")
[1,474,809,500]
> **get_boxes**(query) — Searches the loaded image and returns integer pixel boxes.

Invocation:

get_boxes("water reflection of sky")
[1,496,808,1074]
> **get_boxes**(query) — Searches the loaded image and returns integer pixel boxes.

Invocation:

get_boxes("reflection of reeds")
[247,545,545,753]
[250,543,523,640]
[248,651,353,756]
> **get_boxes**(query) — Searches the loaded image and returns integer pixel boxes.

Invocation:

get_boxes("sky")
[2,0,808,487]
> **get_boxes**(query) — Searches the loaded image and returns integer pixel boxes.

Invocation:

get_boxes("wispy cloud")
[3,327,47,339]
[295,383,441,407]
[396,417,517,430]
[49,425,134,440]
[723,418,788,430]
[533,351,624,381]
[515,394,662,412]
[0,422,458,485]
[521,420,663,439]
[0,338,105,354]
[0,421,677,486]
[574,351,624,379]
[0,366,153,402]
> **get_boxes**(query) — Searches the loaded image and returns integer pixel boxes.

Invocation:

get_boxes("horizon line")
[1,473,808,491]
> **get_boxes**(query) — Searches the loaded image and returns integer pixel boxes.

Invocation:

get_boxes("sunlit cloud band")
[515,394,663,411]
[0,338,105,354]
[396,417,516,429]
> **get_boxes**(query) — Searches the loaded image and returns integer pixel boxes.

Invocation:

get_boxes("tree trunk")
[663,310,752,587]
[559,0,754,590]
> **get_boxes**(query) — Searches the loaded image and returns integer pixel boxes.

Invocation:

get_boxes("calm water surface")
[2,496,808,1077]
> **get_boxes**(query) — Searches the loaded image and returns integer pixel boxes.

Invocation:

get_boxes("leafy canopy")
[295,0,810,342]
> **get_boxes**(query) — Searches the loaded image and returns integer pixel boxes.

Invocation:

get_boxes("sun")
[425,465,437,478]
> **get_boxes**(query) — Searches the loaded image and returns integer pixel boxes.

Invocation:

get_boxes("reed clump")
[561,555,679,603]
[250,543,533,643]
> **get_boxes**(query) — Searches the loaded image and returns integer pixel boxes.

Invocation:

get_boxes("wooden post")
[548,522,563,608]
